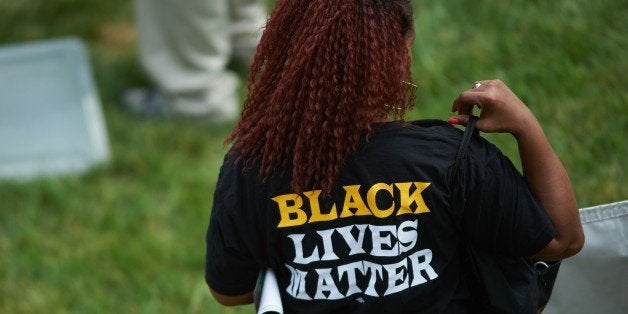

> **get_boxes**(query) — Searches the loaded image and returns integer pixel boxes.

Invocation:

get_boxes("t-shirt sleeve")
[205,160,260,296]
[460,143,556,257]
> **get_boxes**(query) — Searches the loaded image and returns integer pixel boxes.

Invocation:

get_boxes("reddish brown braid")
[226,0,415,193]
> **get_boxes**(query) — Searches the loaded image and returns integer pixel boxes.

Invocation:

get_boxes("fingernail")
[448,117,459,125]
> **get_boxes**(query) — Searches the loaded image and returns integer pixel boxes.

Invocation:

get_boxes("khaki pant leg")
[134,0,239,118]
[229,0,267,65]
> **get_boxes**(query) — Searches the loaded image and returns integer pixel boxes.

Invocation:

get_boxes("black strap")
[447,116,494,308]
[449,115,479,187]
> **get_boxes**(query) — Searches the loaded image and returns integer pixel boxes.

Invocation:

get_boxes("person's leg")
[229,0,267,66]
[131,0,239,119]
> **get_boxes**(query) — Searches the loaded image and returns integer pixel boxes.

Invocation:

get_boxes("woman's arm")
[209,288,254,306]
[451,79,584,260]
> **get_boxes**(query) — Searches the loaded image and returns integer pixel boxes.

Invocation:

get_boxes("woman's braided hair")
[227,0,415,193]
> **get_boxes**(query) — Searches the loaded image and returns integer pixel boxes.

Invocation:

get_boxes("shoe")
[121,87,168,118]
[121,84,239,122]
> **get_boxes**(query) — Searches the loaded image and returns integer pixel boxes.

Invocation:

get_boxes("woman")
[205,0,584,313]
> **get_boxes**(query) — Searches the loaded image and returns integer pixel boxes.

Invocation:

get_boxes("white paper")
[257,268,283,314]
[545,200,628,314]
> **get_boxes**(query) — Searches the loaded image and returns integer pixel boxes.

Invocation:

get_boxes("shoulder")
[375,119,504,159]
[214,147,287,213]
[212,149,253,212]
[217,148,262,184]
[407,119,459,136]
[370,119,510,167]
[370,119,462,144]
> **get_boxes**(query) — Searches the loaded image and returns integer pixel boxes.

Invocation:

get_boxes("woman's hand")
[449,79,536,138]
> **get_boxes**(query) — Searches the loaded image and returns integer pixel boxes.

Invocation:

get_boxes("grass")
[0,0,626,312]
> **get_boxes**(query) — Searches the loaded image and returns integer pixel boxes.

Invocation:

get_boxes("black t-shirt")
[205,120,555,314]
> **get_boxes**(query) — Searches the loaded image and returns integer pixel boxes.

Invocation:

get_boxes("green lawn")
[0,0,626,312]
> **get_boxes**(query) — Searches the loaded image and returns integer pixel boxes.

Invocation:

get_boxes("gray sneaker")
[121,86,239,123]
[121,87,168,118]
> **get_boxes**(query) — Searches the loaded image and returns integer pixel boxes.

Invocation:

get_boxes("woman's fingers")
[451,80,492,114]
[450,82,486,126]
[451,91,481,114]
[449,80,496,127]
[447,115,469,126]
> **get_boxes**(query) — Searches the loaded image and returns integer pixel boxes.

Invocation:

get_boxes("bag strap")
[447,115,479,225]
[447,116,495,308]
[449,115,479,187]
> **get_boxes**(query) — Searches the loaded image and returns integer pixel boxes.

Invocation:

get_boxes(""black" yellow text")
[272,182,431,228]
